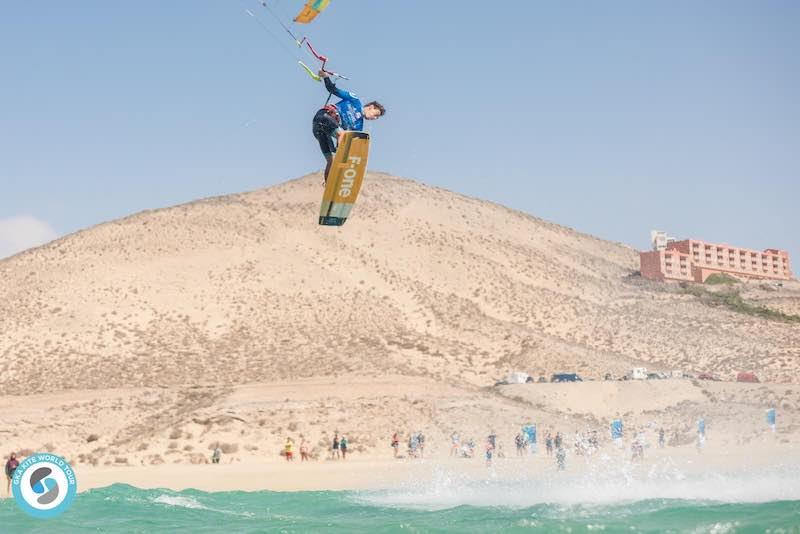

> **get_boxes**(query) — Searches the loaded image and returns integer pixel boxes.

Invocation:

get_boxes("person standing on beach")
[696,419,706,453]
[488,432,497,450]
[515,432,525,456]
[658,428,665,448]
[418,432,425,458]
[485,440,494,466]
[556,447,566,471]
[408,433,418,458]
[332,432,340,460]
[285,437,294,461]
[300,438,310,461]
[5,452,19,495]
[211,445,221,464]
[450,432,460,457]
[340,435,348,460]
[391,432,400,458]
[545,432,553,456]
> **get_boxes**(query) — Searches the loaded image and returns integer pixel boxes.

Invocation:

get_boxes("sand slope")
[1,173,798,396]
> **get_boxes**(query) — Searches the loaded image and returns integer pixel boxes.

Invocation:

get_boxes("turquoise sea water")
[2,483,799,533]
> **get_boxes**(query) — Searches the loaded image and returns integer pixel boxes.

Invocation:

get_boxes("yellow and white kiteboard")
[319,130,370,226]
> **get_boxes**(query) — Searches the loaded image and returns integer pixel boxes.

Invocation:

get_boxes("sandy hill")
[1,173,798,395]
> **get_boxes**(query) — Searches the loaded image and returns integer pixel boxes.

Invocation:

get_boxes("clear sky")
[1,1,798,265]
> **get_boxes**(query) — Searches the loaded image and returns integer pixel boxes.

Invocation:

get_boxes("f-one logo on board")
[338,156,362,198]
[12,453,77,519]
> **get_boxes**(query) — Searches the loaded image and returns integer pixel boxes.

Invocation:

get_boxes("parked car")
[631,367,648,380]
[551,373,583,383]
[698,373,720,381]
[736,371,760,383]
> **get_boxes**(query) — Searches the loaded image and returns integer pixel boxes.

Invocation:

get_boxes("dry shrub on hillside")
[220,442,238,454]
[187,453,208,465]
[77,453,99,466]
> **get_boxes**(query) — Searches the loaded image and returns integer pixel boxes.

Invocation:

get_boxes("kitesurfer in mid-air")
[312,71,385,184]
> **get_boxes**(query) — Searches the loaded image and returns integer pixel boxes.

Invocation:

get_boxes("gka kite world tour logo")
[12,453,77,518]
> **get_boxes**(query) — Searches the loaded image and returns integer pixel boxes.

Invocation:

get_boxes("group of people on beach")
[280,432,348,462]
[448,432,477,458]
[385,425,688,471]
[209,431,348,464]
[391,431,427,458]
[328,432,348,460]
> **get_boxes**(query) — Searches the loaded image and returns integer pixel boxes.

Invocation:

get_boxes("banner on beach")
[767,408,776,427]
[611,419,623,440]
[523,424,536,444]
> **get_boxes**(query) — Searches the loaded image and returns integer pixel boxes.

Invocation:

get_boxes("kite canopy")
[294,0,330,24]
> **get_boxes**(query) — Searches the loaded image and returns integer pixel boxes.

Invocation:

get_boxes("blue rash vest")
[324,77,364,131]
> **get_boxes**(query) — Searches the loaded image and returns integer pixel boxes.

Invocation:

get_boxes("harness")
[322,104,340,126]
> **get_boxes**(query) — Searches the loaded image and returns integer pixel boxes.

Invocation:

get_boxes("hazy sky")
[1,1,798,265]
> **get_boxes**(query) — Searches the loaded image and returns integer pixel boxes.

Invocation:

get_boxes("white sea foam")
[151,493,256,518]
[355,457,800,510]
[153,494,207,510]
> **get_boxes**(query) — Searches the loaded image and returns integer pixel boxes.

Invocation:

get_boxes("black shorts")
[312,109,339,156]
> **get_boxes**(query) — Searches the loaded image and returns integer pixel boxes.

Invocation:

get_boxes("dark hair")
[365,101,386,116]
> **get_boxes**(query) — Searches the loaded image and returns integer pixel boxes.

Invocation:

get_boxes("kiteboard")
[319,130,370,226]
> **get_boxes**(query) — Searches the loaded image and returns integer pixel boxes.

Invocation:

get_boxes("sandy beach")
[2,376,799,497]
[66,441,800,495]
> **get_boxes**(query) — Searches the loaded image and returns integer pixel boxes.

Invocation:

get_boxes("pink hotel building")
[640,238,793,283]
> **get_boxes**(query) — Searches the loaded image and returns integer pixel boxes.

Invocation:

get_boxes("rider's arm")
[323,76,358,102]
